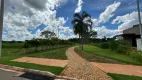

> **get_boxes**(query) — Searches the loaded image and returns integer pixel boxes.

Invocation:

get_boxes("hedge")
[23,38,74,48]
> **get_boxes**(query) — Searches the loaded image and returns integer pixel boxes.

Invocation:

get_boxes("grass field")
[28,47,68,60]
[75,45,142,65]
[0,43,68,75]
[108,73,142,80]
[2,43,24,48]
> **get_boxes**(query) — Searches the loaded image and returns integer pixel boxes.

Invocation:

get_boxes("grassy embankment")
[0,43,69,75]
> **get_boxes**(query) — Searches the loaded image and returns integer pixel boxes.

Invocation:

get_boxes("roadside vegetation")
[108,73,142,80]
[28,47,68,60]
[75,45,142,65]
[23,38,74,54]
[1,39,73,75]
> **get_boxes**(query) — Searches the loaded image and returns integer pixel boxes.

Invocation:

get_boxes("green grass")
[76,45,142,65]
[108,73,142,80]
[0,59,63,75]
[28,47,68,60]
[0,44,68,75]
[2,43,24,48]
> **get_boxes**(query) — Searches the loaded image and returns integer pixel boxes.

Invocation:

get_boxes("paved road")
[0,69,54,80]
[0,69,27,80]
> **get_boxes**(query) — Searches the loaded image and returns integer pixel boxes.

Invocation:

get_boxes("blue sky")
[56,0,141,29]
[2,0,142,41]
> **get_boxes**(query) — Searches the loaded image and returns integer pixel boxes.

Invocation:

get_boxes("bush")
[109,40,131,54]
[23,38,74,48]
[109,40,118,51]
[23,42,30,48]
[100,42,109,49]
[118,40,129,46]
[130,51,142,62]
[117,44,131,54]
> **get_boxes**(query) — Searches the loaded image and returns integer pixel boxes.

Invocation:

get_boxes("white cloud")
[94,26,121,38]
[112,11,141,30]
[92,2,121,26]
[99,2,121,23]
[75,0,83,13]
[58,26,74,39]
[3,0,70,41]
[91,2,121,38]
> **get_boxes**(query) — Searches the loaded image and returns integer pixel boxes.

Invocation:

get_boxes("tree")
[89,30,97,39]
[41,30,56,39]
[72,11,92,50]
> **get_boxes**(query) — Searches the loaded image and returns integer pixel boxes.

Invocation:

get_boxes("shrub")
[23,42,30,48]
[23,39,74,48]
[130,51,142,62]
[109,40,118,51]
[118,40,130,46]
[109,40,131,54]
[117,44,131,54]
[100,42,109,49]
[93,43,100,47]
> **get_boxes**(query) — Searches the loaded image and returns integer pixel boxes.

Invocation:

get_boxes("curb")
[0,64,74,80]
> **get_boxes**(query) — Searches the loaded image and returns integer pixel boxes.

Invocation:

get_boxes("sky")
[2,0,142,41]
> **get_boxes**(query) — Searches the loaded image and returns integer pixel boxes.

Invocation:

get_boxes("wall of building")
[137,39,142,51]
[124,37,132,46]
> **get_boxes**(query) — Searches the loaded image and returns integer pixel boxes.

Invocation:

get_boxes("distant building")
[114,24,141,47]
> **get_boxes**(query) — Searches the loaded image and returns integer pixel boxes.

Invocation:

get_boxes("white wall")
[137,39,142,51]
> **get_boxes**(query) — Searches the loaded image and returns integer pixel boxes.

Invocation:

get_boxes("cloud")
[75,0,83,13]
[58,26,74,39]
[112,11,141,30]
[92,2,121,26]
[93,26,121,38]
[24,0,48,10]
[24,0,68,10]
[99,2,121,23]
[91,2,121,38]
[3,0,69,41]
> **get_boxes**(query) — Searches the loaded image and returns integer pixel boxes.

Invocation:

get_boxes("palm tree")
[72,11,92,50]
[89,30,97,39]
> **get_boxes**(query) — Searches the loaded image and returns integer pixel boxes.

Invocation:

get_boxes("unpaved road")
[12,57,67,67]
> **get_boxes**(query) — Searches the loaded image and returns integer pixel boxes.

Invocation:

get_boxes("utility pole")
[137,0,142,45]
[0,0,4,58]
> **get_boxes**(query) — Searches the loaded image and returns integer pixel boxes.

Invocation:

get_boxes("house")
[114,24,141,48]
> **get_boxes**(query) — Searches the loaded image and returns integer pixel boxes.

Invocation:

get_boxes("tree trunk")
[81,32,83,50]
[79,34,81,48]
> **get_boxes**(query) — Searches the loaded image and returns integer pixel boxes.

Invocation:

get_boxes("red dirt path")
[12,57,67,67]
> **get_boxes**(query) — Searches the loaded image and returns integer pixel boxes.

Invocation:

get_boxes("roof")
[123,24,140,35]
[113,24,141,38]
